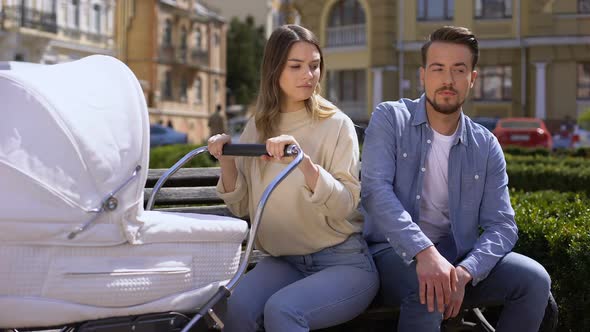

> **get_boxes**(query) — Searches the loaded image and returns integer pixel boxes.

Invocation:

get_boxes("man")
[361,26,551,331]
[208,104,228,136]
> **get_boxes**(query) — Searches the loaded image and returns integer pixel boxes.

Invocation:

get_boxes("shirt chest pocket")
[396,151,420,175]
[460,171,485,211]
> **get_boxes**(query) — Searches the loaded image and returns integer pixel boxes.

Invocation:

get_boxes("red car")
[493,117,553,150]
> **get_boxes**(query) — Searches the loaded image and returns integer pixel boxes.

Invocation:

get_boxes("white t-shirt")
[419,128,456,244]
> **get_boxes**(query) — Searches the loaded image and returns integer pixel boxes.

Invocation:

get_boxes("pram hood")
[0,55,150,246]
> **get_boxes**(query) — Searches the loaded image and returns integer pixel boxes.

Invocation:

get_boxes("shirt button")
[416,195,421,200]
[475,174,479,180]
[402,252,406,257]
[421,167,426,172]
[403,153,408,158]
[427,139,432,144]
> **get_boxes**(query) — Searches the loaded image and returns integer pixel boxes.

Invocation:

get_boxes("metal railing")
[326,24,366,47]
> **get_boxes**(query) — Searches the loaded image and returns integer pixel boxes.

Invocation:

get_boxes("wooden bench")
[143,166,510,332]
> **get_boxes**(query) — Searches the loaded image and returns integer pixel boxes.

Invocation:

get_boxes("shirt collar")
[414,94,469,147]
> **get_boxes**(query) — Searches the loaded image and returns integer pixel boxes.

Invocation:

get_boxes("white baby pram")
[0,55,302,331]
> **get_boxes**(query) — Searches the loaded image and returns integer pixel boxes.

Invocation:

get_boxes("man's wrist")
[414,245,436,262]
[456,265,473,285]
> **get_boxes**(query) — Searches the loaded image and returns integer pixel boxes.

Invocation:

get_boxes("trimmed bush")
[149,144,217,169]
[504,146,590,158]
[506,162,590,194]
[511,190,590,332]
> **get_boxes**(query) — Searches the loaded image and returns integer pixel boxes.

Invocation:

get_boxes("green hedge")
[511,190,590,332]
[149,144,217,169]
[504,146,590,158]
[506,162,590,194]
[505,154,590,168]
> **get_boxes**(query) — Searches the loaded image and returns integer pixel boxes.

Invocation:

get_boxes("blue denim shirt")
[361,96,518,286]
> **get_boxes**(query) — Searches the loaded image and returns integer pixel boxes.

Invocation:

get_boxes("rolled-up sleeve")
[304,116,360,221]
[458,136,518,286]
[361,102,433,264]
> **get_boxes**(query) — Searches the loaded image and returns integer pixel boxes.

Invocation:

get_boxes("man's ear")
[469,70,478,89]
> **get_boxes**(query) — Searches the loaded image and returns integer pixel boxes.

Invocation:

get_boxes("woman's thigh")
[265,235,379,330]
[223,256,304,331]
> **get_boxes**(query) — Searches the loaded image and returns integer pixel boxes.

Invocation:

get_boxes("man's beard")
[425,88,465,115]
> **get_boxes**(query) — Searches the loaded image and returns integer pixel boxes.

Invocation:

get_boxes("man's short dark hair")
[421,26,479,69]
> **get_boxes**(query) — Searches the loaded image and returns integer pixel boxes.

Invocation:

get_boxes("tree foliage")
[227,16,266,105]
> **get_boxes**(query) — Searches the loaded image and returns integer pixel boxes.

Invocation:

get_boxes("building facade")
[200,0,300,39]
[0,0,115,64]
[117,0,226,144]
[294,0,590,129]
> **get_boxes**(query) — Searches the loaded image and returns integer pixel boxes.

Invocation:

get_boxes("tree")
[227,16,266,106]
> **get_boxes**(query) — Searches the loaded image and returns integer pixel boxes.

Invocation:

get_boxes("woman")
[207,25,378,332]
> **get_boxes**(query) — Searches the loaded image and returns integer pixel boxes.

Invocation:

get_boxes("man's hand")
[415,246,458,313]
[444,266,473,319]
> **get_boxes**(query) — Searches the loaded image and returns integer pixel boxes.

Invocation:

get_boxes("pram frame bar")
[146,144,302,331]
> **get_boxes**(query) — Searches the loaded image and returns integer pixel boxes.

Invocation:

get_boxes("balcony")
[159,44,175,64]
[189,49,209,68]
[19,7,57,33]
[176,47,188,64]
[326,24,366,48]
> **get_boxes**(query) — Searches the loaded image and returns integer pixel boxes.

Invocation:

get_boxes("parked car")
[493,117,553,150]
[150,124,188,147]
[472,116,499,132]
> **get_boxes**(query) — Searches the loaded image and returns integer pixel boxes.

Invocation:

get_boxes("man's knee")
[508,253,551,299]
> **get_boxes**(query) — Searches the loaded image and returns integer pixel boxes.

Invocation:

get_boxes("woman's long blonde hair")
[255,24,337,142]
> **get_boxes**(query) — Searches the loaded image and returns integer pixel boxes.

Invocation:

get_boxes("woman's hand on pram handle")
[207,133,233,160]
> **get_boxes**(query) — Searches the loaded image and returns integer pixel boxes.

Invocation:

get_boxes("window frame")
[577,63,590,100]
[473,65,512,101]
[474,0,512,19]
[328,0,365,27]
[417,0,454,21]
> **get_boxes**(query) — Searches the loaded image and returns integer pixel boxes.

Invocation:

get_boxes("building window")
[214,32,220,47]
[163,71,173,100]
[93,4,101,33]
[328,70,365,101]
[194,78,202,103]
[475,0,512,19]
[580,0,590,13]
[164,19,172,46]
[180,26,188,50]
[327,0,366,47]
[214,79,219,96]
[72,0,80,27]
[578,63,590,99]
[473,66,512,101]
[418,0,454,21]
[195,29,202,49]
[180,77,188,102]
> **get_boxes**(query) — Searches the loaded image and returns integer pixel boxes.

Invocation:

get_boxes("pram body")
[0,56,249,329]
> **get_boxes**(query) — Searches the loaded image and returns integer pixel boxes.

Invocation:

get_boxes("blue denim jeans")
[373,246,551,332]
[223,234,379,332]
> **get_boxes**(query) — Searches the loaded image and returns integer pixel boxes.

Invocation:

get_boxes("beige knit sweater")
[216,108,361,256]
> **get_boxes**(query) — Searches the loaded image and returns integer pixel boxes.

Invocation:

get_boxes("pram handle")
[222,143,300,157]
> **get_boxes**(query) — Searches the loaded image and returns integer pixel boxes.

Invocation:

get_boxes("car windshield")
[501,121,541,129]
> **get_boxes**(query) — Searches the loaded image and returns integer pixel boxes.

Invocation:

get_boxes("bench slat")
[146,168,220,187]
[144,187,223,205]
